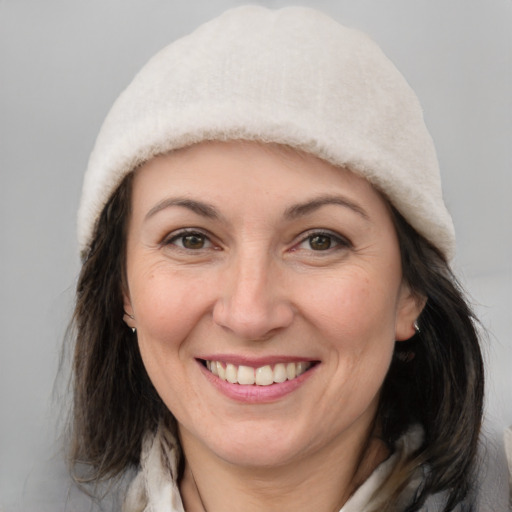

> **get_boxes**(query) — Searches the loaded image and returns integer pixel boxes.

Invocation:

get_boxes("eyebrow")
[144,194,370,223]
[145,198,221,221]
[284,194,370,221]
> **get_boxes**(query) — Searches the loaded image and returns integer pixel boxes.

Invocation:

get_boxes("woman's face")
[124,141,421,469]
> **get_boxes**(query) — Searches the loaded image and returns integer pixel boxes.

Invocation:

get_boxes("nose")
[212,250,294,340]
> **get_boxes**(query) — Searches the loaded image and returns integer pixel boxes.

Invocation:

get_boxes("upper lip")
[197,354,319,367]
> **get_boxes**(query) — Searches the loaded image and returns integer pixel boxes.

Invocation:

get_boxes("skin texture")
[123,141,423,511]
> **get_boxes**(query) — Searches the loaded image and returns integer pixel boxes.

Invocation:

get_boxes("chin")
[215,438,305,469]
[183,418,312,469]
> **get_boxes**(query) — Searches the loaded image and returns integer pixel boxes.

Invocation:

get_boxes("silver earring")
[124,312,136,333]
[414,320,420,333]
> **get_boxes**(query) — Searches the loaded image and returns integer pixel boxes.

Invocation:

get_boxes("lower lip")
[197,361,317,403]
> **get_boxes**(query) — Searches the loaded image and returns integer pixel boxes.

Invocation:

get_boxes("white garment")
[122,425,440,512]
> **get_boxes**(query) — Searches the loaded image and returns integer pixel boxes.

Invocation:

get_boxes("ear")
[395,283,426,341]
[123,292,137,330]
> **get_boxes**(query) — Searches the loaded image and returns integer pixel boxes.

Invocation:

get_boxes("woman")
[71,6,484,511]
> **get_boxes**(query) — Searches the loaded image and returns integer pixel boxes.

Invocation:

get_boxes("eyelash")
[163,229,215,250]
[162,228,351,254]
[294,230,352,252]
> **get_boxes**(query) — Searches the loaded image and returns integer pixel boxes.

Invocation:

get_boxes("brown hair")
[69,173,483,511]
[71,172,169,484]
[373,209,484,511]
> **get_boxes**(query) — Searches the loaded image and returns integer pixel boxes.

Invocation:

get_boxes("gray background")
[1,0,511,510]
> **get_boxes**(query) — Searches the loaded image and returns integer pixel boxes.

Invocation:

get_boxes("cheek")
[131,271,213,414]
[302,268,400,402]
[306,272,399,417]
[304,269,399,347]
[131,270,211,359]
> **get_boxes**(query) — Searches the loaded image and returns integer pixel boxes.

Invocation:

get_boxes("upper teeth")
[206,361,312,386]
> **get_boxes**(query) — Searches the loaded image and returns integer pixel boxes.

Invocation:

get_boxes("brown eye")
[182,233,206,249]
[308,234,334,251]
[167,231,212,250]
[295,230,351,253]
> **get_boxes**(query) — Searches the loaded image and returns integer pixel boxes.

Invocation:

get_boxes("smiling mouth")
[202,360,315,386]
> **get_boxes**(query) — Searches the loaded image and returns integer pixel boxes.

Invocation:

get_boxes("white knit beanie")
[78,5,455,260]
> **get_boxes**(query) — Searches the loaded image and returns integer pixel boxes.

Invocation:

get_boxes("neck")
[179,426,389,512]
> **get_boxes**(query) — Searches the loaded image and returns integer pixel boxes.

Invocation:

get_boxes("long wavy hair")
[69,168,484,511]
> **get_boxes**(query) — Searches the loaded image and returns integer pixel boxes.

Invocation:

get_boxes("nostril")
[212,298,295,341]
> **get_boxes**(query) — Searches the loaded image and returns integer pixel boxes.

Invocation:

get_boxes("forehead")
[132,141,384,207]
